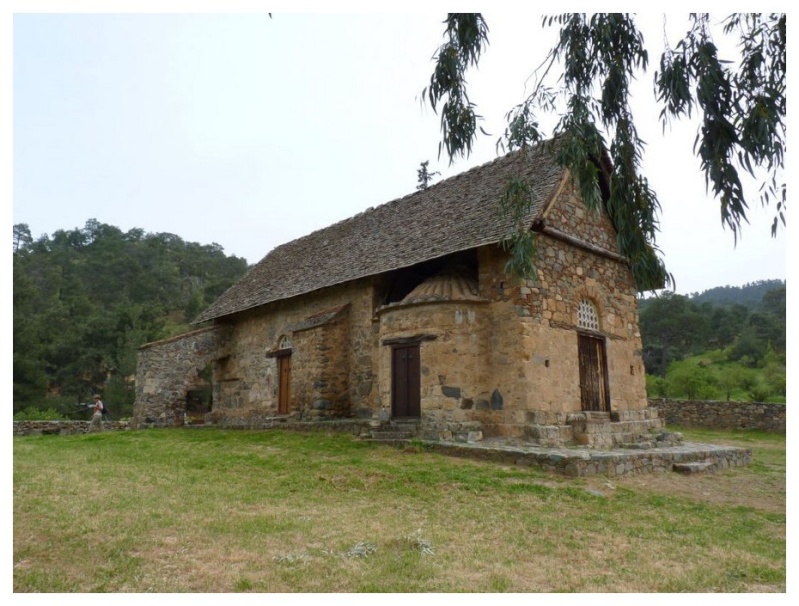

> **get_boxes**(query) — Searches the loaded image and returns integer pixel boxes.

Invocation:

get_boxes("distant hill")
[686,279,786,308]
[639,279,786,312]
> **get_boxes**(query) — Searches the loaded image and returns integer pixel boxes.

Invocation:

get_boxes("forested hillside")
[639,282,786,403]
[13,220,249,417]
[688,280,786,307]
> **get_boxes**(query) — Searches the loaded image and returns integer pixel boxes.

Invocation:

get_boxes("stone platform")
[414,438,752,478]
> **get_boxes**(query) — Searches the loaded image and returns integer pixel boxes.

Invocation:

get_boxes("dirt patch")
[581,433,785,514]
[585,467,785,514]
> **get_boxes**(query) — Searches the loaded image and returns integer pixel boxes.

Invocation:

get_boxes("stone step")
[389,421,420,432]
[619,441,655,450]
[673,461,714,474]
[370,431,415,441]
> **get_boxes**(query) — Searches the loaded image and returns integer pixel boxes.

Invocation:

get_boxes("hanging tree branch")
[424,12,785,292]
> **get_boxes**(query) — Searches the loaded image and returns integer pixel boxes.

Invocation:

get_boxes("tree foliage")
[12,220,249,416]
[425,13,785,292]
[638,282,786,402]
[656,14,786,238]
[416,160,441,190]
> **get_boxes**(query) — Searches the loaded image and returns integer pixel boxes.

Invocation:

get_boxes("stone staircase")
[523,408,675,449]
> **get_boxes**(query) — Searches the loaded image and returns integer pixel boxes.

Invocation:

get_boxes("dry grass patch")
[584,428,786,514]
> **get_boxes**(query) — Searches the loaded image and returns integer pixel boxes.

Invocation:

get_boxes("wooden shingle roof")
[193,144,565,324]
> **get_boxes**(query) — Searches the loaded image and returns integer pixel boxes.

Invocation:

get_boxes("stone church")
[133,143,666,447]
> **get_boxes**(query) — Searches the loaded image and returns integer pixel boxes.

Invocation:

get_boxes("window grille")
[278,335,292,350]
[577,299,600,331]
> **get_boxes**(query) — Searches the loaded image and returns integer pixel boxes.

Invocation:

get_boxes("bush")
[645,374,668,398]
[665,361,720,400]
[747,380,771,403]
[13,407,67,421]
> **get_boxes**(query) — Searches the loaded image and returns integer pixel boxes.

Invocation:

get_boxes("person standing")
[88,394,105,432]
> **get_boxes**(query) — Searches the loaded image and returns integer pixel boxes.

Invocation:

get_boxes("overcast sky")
[6,5,789,296]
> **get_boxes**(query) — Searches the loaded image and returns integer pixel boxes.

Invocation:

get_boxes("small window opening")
[278,335,292,350]
[577,299,600,331]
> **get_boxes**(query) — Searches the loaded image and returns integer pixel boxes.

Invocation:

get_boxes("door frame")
[277,352,291,415]
[577,331,611,412]
[390,343,421,419]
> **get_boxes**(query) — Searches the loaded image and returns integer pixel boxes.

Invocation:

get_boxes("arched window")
[278,335,292,350]
[577,299,600,331]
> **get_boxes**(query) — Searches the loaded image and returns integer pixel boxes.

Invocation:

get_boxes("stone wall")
[209,280,377,425]
[133,326,231,428]
[13,420,131,436]
[377,299,491,428]
[649,398,786,432]
[514,176,646,413]
[290,306,352,418]
[441,175,648,441]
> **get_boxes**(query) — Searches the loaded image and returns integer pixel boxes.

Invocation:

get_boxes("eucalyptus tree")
[425,13,785,292]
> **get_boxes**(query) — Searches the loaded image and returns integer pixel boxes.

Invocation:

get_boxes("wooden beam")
[531,219,627,264]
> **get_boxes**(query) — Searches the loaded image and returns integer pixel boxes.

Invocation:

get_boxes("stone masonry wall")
[470,179,646,424]
[512,176,646,414]
[377,299,492,429]
[546,174,622,254]
[291,310,351,419]
[210,280,376,425]
[650,398,786,432]
[133,326,231,427]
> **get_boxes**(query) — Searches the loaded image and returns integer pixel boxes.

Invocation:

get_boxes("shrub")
[747,381,771,403]
[645,374,668,398]
[13,407,67,421]
[665,361,719,400]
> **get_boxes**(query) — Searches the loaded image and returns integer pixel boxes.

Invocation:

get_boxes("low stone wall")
[13,420,131,436]
[649,398,785,432]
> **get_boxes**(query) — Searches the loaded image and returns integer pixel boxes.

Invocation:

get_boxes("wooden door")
[278,354,291,414]
[578,334,610,412]
[391,344,421,418]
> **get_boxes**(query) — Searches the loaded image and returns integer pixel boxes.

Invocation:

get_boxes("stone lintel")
[381,334,438,347]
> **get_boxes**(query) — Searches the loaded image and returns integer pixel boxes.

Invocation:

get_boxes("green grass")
[13,427,785,592]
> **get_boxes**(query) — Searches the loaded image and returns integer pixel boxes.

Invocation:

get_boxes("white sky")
[5,4,790,299]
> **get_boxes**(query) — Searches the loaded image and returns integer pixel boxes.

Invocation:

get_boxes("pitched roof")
[193,144,565,324]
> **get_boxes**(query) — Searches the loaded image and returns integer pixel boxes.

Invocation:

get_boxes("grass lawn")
[13,427,785,592]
